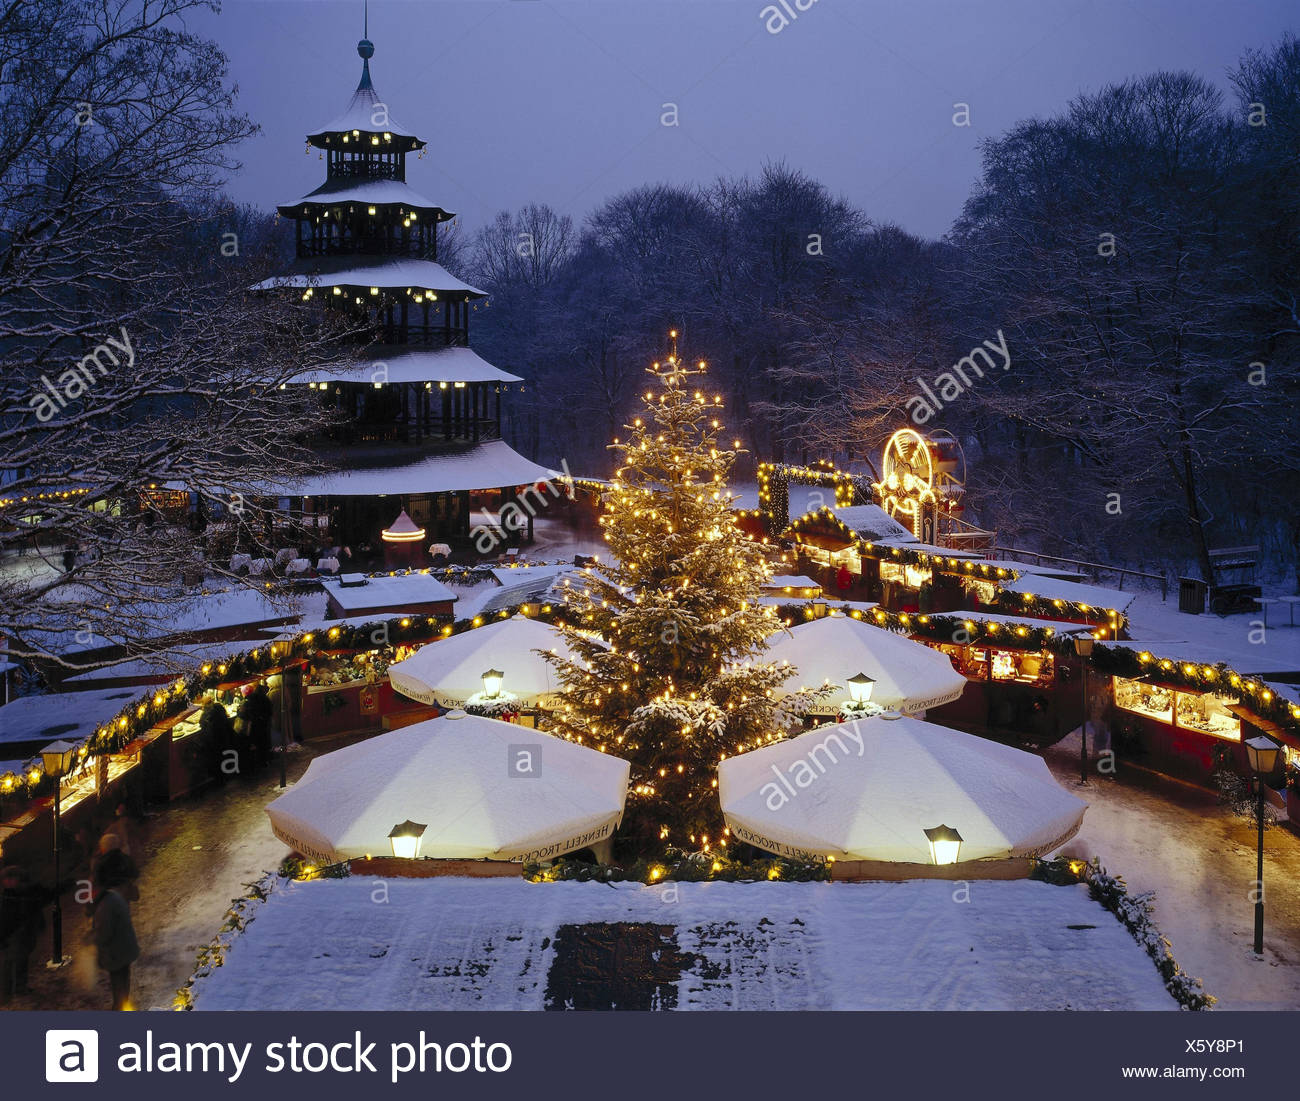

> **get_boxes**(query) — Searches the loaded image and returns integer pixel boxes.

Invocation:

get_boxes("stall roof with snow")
[20,587,300,658]
[322,573,457,619]
[0,686,140,753]
[1001,574,1138,616]
[61,639,274,688]
[1101,639,1300,677]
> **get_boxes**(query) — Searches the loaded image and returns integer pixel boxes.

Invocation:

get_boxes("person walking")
[0,864,45,1002]
[90,849,140,1011]
[99,803,132,856]
[92,836,139,901]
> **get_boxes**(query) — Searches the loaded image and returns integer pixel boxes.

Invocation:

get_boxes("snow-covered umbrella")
[718,714,1086,863]
[387,616,577,708]
[266,711,630,863]
[765,615,966,712]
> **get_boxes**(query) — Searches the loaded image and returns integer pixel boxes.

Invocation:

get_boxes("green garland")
[1093,644,1300,739]
[767,602,1070,653]
[524,849,830,884]
[756,461,869,536]
[0,599,574,791]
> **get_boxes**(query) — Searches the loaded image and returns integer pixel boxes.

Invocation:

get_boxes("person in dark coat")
[238,683,274,771]
[92,836,139,901]
[91,849,140,1010]
[0,864,45,1001]
[282,662,305,746]
[200,699,236,781]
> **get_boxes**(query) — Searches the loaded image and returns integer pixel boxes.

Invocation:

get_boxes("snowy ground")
[1045,733,1300,1011]
[1121,587,1300,671]
[190,877,1175,1011]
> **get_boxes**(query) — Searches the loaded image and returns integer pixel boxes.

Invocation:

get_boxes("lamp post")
[923,824,963,866]
[481,668,504,700]
[1244,736,1281,955]
[1073,635,1095,784]
[846,672,875,708]
[40,739,78,966]
[388,820,427,860]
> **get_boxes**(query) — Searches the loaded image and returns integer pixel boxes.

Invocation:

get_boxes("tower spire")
[357,1,374,91]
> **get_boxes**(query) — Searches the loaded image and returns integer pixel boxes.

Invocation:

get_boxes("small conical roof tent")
[387,616,579,707]
[765,615,966,712]
[266,712,630,863]
[307,37,424,152]
[380,508,424,543]
[718,714,1086,863]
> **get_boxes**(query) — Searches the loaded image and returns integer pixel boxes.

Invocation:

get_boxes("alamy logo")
[46,1030,99,1083]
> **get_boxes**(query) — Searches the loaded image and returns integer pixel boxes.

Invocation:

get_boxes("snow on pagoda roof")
[279,177,451,217]
[290,347,522,386]
[1001,574,1137,614]
[284,439,561,498]
[252,258,486,297]
[307,39,423,148]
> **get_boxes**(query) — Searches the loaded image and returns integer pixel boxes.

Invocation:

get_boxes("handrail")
[993,546,1168,602]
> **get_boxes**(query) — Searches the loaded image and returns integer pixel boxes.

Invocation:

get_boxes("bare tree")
[0,0,344,668]
[951,73,1264,580]
[470,203,575,290]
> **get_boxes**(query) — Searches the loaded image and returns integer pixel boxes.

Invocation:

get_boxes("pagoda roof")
[307,39,423,151]
[279,177,452,220]
[282,440,561,498]
[290,347,522,386]
[252,257,486,297]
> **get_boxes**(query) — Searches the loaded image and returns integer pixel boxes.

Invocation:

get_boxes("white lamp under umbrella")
[388,617,577,708]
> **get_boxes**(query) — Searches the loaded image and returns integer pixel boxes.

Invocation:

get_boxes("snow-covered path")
[7,735,362,1012]
[1046,732,1300,1010]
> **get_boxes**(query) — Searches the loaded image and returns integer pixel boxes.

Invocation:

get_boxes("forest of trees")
[457,36,1300,585]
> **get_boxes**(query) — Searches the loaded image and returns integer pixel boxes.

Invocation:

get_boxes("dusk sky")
[203,0,1297,241]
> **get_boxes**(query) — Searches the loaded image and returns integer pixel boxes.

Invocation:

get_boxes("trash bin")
[1178,576,1207,615]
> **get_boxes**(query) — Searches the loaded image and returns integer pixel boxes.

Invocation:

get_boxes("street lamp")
[846,672,875,707]
[1244,735,1281,955]
[388,820,427,860]
[923,824,963,866]
[40,739,78,966]
[1073,635,1095,784]
[481,668,504,699]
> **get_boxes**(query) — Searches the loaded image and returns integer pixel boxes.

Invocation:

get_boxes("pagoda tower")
[258,34,556,560]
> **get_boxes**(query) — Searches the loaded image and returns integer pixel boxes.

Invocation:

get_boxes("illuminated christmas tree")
[544,335,825,858]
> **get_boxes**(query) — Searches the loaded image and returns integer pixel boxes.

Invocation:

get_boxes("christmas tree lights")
[541,338,826,857]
